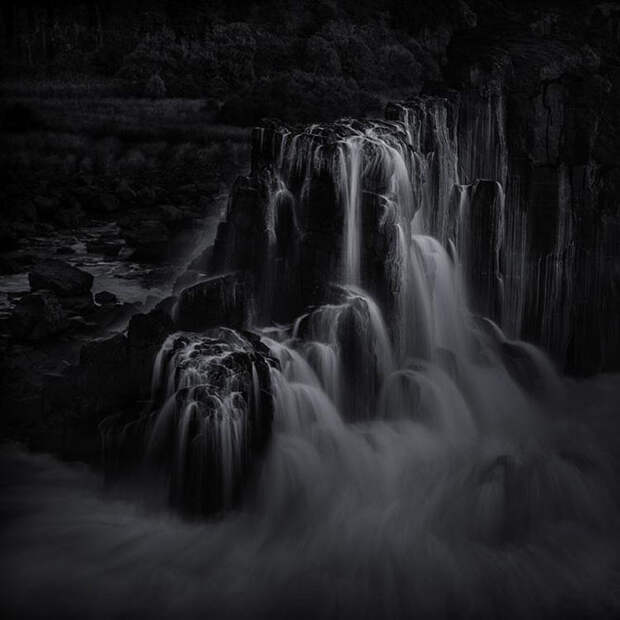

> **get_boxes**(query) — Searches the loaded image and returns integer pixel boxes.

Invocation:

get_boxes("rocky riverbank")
[0,116,249,462]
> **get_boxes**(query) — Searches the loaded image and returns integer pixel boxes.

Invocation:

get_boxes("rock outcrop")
[29,259,93,298]
[146,329,276,514]
[174,272,249,332]
[211,75,618,375]
[9,290,68,342]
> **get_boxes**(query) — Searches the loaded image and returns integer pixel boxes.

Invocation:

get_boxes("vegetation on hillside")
[1,0,480,123]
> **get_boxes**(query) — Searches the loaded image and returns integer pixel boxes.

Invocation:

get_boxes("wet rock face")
[29,259,93,298]
[456,180,504,321]
[147,329,276,514]
[215,77,618,375]
[435,1,620,375]
[127,309,174,400]
[209,176,269,275]
[174,272,249,332]
[214,121,417,325]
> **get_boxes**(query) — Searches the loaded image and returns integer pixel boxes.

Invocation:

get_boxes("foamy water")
[1,373,619,619]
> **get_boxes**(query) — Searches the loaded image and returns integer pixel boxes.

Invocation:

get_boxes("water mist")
[2,99,619,620]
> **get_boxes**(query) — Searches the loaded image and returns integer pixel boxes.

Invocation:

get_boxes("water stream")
[1,105,619,619]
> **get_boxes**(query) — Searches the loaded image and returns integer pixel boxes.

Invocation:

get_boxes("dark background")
[2,0,617,123]
[1,0,619,456]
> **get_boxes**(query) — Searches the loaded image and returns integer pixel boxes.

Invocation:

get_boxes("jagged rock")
[212,176,267,273]
[57,293,96,317]
[29,259,93,297]
[155,295,177,320]
[127,308,174,399]
[9,291,67,341]
[90,301,140,331]
[456,180,504,322]
[79,333,131,417]
[147,329,275,514]
[94,290,119,305]
[173,269,201,294]
[175,272,248,332]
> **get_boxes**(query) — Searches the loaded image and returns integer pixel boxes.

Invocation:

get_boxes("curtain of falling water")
[3,109,618,620]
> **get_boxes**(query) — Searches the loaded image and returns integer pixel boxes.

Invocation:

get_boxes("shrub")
[380,44,423,90]
[145,73,167,99]
[218,70,382,125]
[304,35,341,75]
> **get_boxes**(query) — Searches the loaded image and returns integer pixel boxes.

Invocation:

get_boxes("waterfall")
[146,328,273,514]
[95,102,620,618]
[146,104,574,512]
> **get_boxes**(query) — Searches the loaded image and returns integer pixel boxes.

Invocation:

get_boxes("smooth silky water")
[1,109,619,619]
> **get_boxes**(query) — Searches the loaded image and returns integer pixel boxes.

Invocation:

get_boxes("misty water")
[2,111,619,619]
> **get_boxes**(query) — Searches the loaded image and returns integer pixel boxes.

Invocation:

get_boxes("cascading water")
[2,104,618,620]
[146,328,273,514]
[118,107,618,619]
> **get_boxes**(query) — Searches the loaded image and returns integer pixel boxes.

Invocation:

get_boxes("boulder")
[90,301,140,331]
[175,272,249,332]
[95,290,119,305]
[9,291,67,341]
[59,294,95,316]
[29,259,93,297]
[147,329,275,514]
